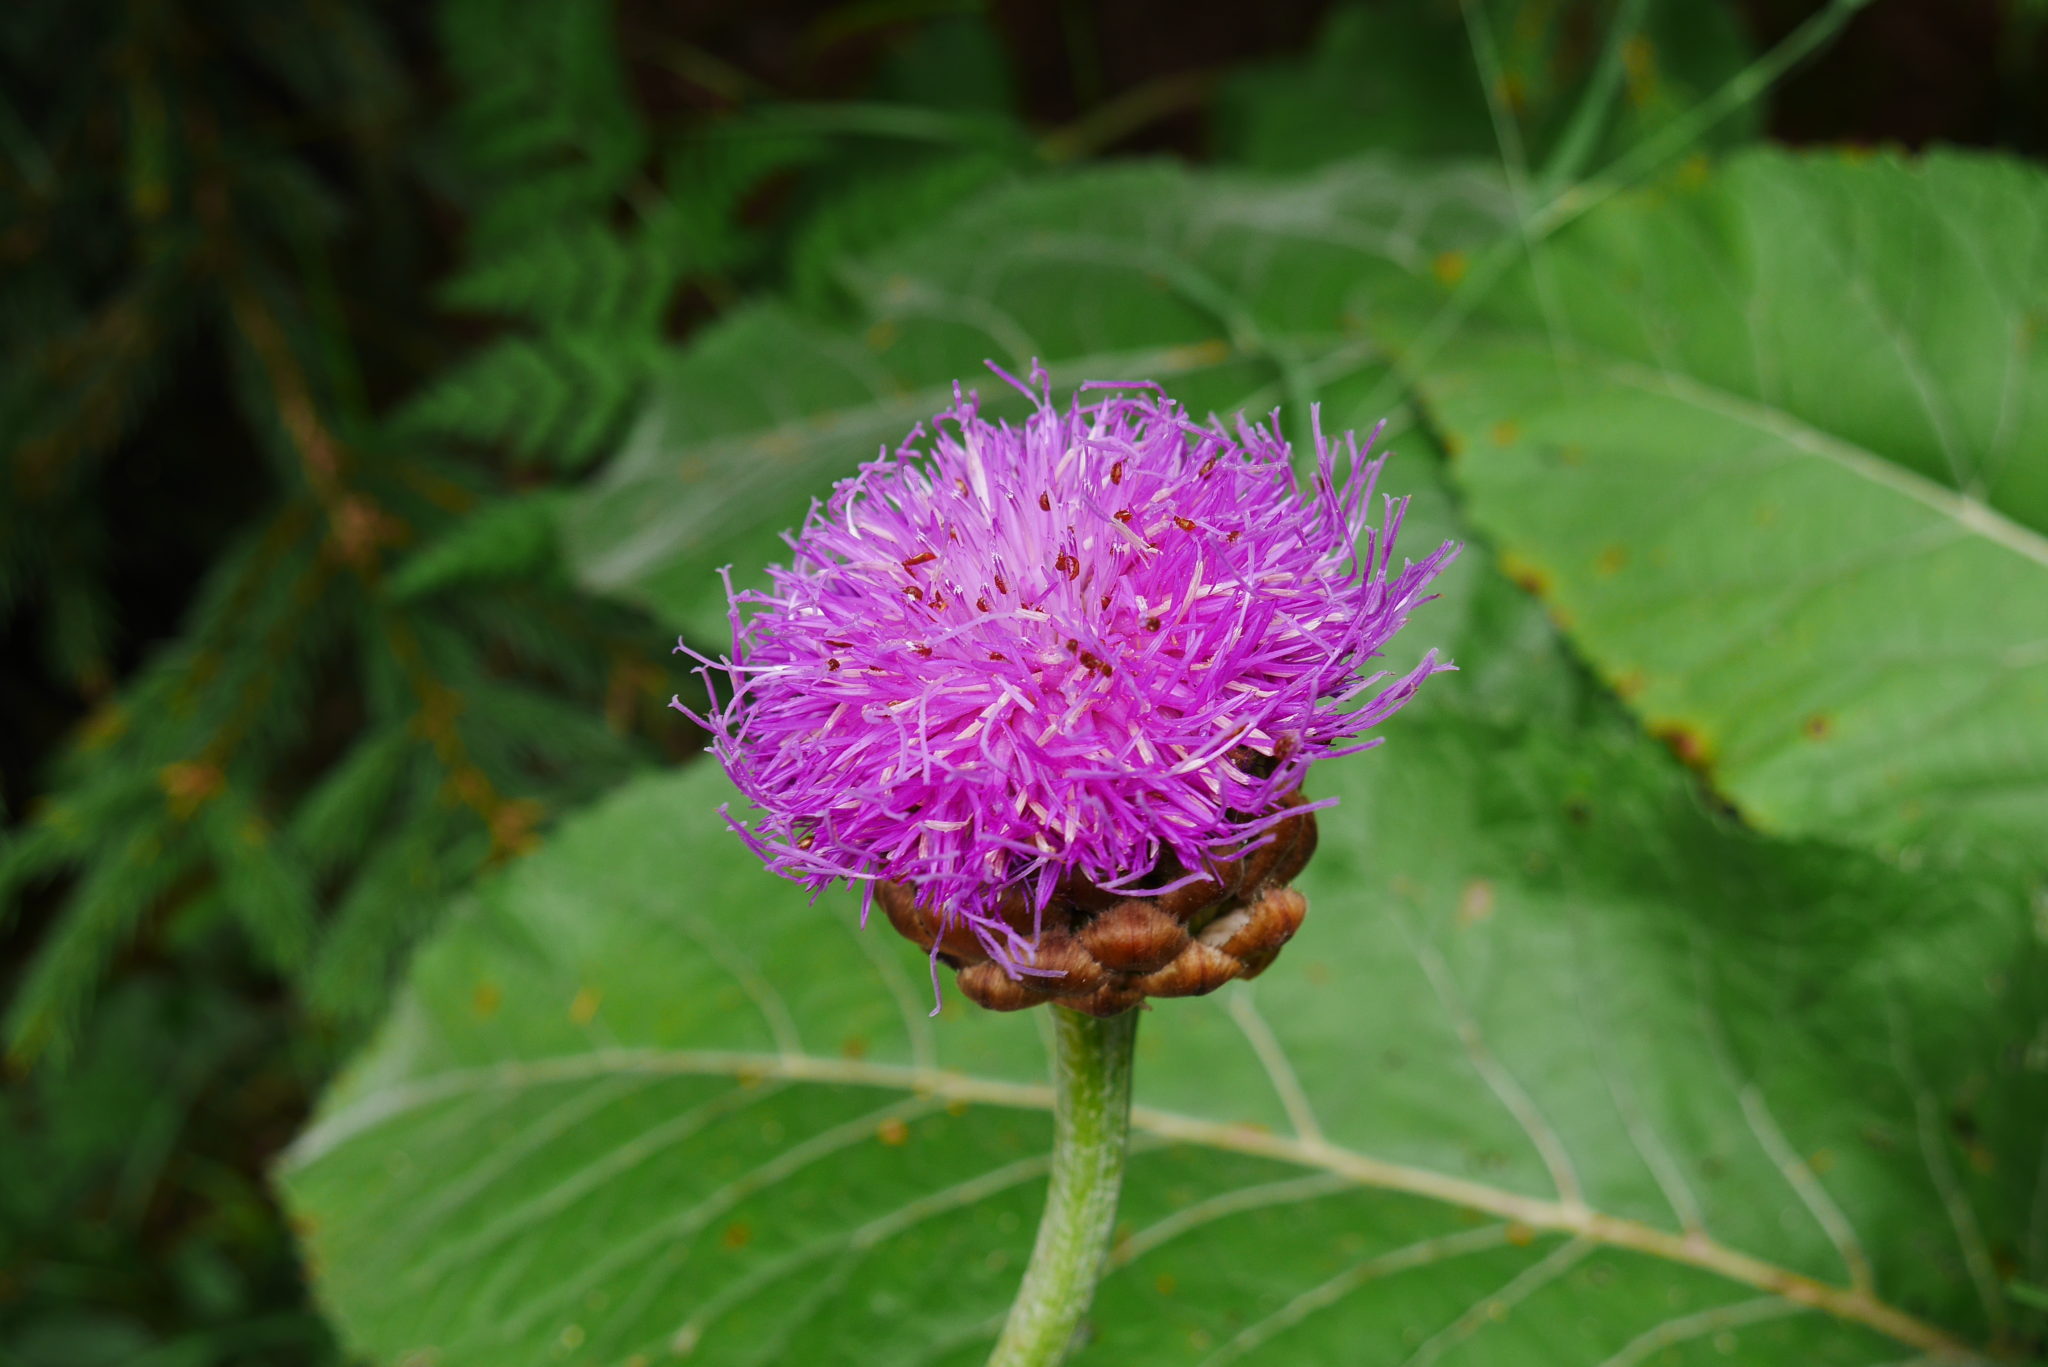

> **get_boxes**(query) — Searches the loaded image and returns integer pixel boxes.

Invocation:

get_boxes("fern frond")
[200,788,318,978]
[785,150,1016,312]
[3,260,186,503]
[469,167,639,253]
[395,333,661,469]
[662,121,831,276]
[0,814,89,936]
[440,223,673,330]
[388,493,567,602]
[441,0,644,209]
[455,679,643,792]
[303,806,474,1024]
[4,824,191,1067]
[287,726,419,875]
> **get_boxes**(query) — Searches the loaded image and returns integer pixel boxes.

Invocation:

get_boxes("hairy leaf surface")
[283,692,2039,1365]
[1420,150,2048,858]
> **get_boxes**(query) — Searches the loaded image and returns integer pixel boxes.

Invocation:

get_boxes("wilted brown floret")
[877,792,1318,1016]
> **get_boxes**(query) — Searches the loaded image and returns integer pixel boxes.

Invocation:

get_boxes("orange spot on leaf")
[1457,880,1495,929]
[1497,550,1551,597]
[159,761,224,818]
[1650,720,1716,772]
[1621,35,1657,108]
[1161,338,1231,370]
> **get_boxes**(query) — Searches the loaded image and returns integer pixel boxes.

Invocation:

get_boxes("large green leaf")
[1419,149,2048,860]
[281,673,2041,1364]
[328,141,2048,1366]
[561,156,1514,641]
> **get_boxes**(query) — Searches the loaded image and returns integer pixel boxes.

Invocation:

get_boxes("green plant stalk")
[987,1005,1139,1367]
[1535,0,1651,198]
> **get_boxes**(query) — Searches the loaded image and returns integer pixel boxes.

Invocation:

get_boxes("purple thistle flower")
[675,364,1456,984]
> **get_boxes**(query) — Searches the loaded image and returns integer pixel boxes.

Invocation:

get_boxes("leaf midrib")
[288,1045,1983,1362]
[1452,338,2048,573]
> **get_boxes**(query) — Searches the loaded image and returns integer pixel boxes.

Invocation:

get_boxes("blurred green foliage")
[0,3,664,1361]
[4,1,2046,1364]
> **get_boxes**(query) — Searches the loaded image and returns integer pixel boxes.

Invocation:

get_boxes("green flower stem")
[987,1004,1140,1367]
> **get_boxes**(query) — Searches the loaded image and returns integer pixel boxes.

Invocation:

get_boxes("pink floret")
[675,364,1457,974]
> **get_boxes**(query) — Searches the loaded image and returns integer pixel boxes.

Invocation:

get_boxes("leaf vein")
[289,1048,1979,1359]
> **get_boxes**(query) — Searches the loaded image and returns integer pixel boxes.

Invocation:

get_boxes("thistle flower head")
[676,365,1456,982]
